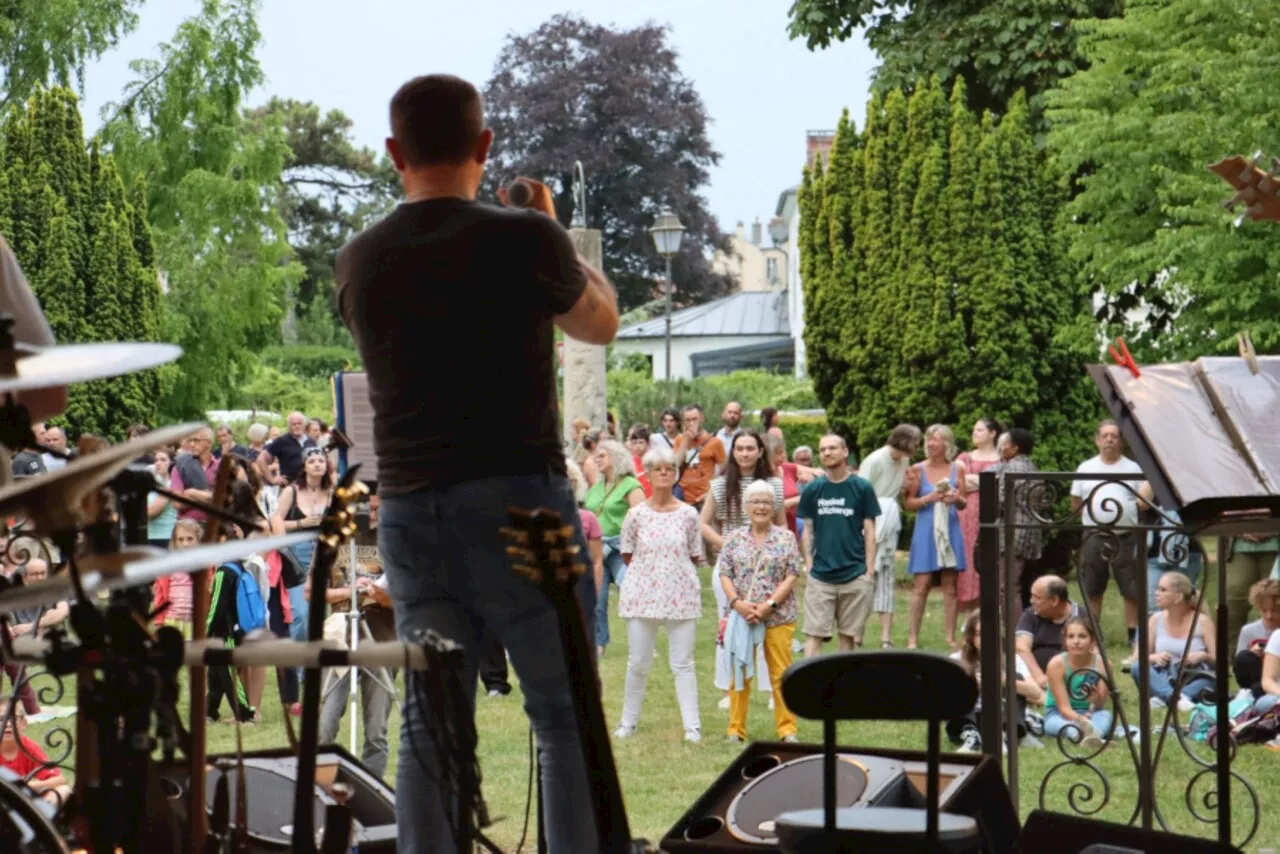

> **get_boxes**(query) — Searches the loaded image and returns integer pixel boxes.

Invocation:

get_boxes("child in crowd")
[1044,616,1113,748]
[0,701,72,808]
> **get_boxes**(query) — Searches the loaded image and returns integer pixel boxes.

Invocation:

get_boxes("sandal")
[882,641,893,649]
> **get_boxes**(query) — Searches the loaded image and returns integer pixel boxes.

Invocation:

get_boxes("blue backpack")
[222,562,267,634]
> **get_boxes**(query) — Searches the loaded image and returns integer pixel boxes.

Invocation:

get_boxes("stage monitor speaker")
[662,741,1019,853]
[1014,810,1242,854]
[333,371,377,490]
[157,745,396,853]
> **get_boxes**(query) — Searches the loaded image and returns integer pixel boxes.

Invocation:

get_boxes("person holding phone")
[335,75,619,852]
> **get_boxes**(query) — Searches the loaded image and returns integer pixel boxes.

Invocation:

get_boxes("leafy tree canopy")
[247,97,398,344]
[483,14,733,311]
[0,0,143,110]
[787,0,1119,115]
[1046,0,1280,358]
[98,0,303,420]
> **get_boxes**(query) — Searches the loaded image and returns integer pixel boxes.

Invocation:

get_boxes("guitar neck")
[556,584,634,853]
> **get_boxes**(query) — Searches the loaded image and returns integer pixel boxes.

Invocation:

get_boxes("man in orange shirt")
[673,404,726,510]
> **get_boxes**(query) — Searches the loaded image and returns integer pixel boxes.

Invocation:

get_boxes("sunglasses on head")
[304,447,326,459]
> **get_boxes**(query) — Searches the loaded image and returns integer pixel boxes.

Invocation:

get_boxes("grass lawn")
[22,554,1277,851]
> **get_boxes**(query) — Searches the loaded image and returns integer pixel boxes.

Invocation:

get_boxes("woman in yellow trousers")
[718,480,801,743]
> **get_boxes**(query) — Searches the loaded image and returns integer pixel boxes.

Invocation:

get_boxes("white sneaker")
[684,728,701,743]
[718,695,731,711]
[956,727,981,754]
[768,696,775,711]
[487,689,503,698]
[613,724,635,739]
[1176,695,1196,714]
[727,734,744,744]
[1021,733,1045,749]
[1150,696,1167,711]
[1234,688,1254,705]
[781,734,798,743]
[1025,710,1045,736]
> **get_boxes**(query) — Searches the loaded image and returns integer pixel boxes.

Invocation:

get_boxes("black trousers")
[269,585,298,704]
[1235,648,1264,697]
[206,637,254,722]
[947,696,1028,743]
[479,631,511,695]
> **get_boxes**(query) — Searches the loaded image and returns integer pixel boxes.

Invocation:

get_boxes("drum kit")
[0,319,441,854]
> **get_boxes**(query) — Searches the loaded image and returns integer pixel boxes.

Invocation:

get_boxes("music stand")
[320,514,396,759]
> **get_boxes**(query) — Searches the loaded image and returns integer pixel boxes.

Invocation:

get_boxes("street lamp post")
[649,209,685,382]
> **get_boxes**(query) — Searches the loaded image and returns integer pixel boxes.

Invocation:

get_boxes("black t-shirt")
[336,198,587,496]
[1015,602,1082,673]
[266,435,316,483]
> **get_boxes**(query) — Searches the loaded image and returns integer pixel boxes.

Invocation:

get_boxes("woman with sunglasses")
[271,445,334,714]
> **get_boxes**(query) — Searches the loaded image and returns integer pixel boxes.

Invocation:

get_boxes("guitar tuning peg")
[565,544,581,557]
[557,525,575,539]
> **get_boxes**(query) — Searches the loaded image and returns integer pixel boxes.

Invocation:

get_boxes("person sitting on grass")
[950,613,1044,754]
[1043,616,1113,749]
[1235,579,1280,701]
[1133,571,1216,713]
[0,701,72,809]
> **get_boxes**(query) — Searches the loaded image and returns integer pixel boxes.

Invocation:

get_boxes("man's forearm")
[579,255,617,310]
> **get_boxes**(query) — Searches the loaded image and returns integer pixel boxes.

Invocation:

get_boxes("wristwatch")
[767,599,777,611]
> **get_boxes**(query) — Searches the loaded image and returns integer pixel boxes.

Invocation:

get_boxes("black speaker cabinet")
[157,745,396,852]
[1015,810,1243,854]
[662,741,1019,853]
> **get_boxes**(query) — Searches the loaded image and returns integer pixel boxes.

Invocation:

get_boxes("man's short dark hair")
[681,404,703,416]
[1006,427,1034,456]
[390,75,484,166]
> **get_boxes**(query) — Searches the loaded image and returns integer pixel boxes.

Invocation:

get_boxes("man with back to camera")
[335,74,618,853]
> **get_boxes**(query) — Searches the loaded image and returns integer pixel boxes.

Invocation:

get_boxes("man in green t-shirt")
[797,434,882,658]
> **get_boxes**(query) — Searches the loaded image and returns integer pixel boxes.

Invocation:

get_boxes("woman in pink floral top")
[615,446,705,742]
[718,480,801,742]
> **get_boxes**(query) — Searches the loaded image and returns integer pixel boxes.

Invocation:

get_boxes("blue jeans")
[1044,708,1115,739]
[1147,555,1203,612]
[1134,662,1215,704]
[1251,693,1279,717]
[379,472,599,853]
[596,536,626,649]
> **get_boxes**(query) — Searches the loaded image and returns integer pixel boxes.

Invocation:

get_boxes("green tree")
[1046,0,1280,358]
[247,98,398,343]
[99,0,304,419]
[0,86,162,438]
[787,0,1120,115]
[0,1,142,109]
[802,83,1096,471]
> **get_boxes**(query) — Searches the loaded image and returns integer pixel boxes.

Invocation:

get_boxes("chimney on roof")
[751,218,762,246]
[735,221,746,240]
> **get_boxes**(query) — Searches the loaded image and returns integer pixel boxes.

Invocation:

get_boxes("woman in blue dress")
[904,424,968,650]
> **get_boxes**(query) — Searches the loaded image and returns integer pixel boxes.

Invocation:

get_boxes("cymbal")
[99,531,317,593]
[0,341,182,396]
[0,532,316,614]
[0,422,200,532]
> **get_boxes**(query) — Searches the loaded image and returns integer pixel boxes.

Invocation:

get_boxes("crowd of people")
[564,404,1280,753]
[1,410,397,785]
[3,400,1279,795]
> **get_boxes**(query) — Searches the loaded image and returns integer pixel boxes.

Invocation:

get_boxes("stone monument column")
[562,226,609,446]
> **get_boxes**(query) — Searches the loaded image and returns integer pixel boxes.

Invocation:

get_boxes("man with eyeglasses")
[170,426,219,521]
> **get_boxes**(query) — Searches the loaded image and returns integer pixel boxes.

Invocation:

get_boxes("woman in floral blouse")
[718,480,801,742]
[615,446,705,742]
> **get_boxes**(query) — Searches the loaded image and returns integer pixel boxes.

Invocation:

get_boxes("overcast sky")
[81,0,875,231]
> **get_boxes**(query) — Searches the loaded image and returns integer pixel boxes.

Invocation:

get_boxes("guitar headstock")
[317,464,369,551]
[501,507,584,591]
[1209,152,1280,225]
